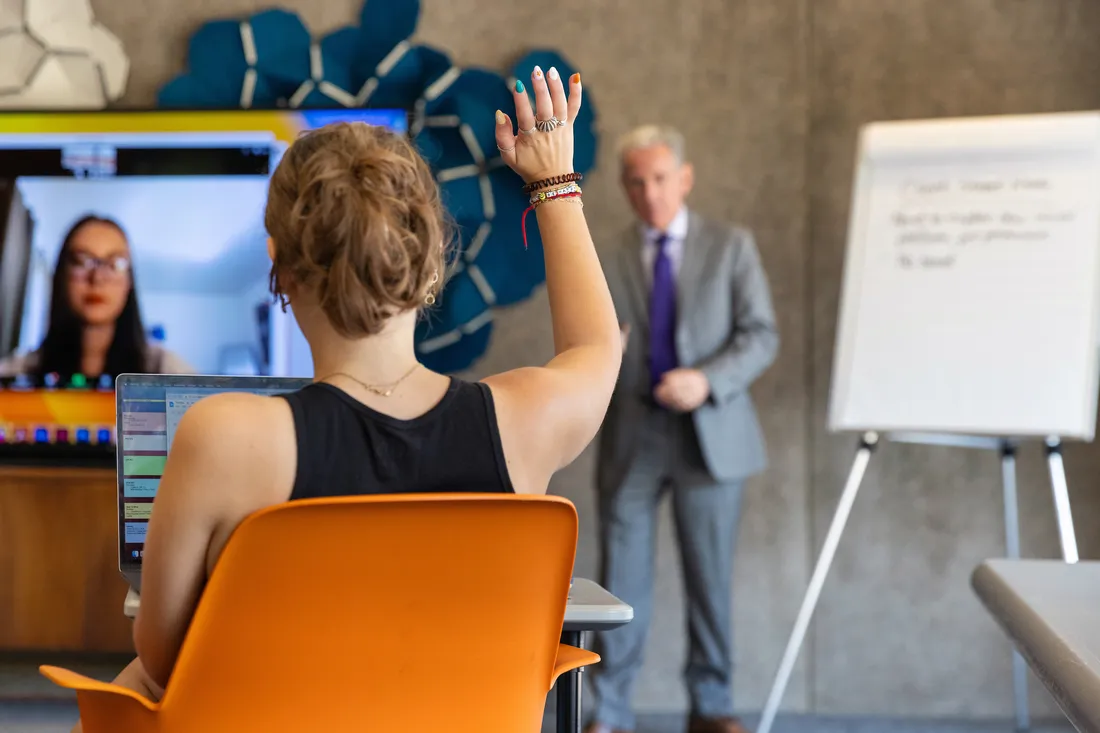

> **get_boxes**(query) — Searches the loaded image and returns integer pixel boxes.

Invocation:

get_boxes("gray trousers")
[589,410,744,731]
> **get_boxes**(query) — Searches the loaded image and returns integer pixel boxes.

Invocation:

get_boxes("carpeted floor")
[0,656,1074,733]
[0,656,127,702]
[0,703,1077,733]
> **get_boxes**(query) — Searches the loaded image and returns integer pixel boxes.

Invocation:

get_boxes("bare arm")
[482,67,621,493]
[133,393,292,688]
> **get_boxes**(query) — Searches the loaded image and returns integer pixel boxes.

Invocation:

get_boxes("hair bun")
[349,158,371,185]
[264,122,451,338]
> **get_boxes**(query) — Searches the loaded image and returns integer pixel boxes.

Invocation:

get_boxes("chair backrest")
[156,493,577,733]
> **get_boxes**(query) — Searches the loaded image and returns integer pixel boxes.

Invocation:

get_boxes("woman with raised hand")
[69,66,619,732]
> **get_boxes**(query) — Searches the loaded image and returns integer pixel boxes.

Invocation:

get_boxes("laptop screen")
[116,374,311,569]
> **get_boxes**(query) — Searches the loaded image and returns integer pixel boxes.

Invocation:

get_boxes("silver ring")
[519,126,536,135]
[535,116,563,133]
[497,144,515,153]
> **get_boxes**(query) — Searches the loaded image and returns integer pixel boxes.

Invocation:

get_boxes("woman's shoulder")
[171,390,296,484]
[188,390,290,425]
[144,345,195,374]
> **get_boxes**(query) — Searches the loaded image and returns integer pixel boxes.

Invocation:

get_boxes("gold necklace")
[321,363,421,397]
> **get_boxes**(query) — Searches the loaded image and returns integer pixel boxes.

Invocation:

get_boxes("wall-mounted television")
[0,109,408,465]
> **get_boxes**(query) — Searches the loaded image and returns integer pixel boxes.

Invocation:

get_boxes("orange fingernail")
[571,73,581,84]
[533,65,543,78]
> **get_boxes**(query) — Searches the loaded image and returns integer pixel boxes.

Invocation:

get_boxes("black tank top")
[280,379,514,500]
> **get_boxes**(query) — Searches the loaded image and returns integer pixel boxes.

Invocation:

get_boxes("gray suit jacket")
[596,210,779,491]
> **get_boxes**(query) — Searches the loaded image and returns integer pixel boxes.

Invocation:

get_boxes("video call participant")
[0,215,193,382]
[71,67,616,732]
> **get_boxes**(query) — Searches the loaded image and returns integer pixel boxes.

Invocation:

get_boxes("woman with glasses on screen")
[0,215,192,382]
[71,68,618,731]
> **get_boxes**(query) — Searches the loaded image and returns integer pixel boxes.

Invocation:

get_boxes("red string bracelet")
[521,192,583,249]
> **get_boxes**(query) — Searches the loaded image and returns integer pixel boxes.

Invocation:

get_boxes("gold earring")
[424,271,439,306]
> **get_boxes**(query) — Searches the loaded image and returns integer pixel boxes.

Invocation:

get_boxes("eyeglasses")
[68,252,131,280]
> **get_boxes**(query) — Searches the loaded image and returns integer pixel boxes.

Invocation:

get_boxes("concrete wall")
[95,0,1100,718]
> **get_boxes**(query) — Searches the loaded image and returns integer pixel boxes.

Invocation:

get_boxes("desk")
[972,559,1100,733]
[124,578,632,733]
[560,580,634,733]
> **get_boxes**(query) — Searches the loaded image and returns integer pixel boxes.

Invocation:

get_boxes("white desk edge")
[124,577,633,624]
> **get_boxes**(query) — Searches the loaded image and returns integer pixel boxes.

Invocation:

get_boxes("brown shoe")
[687,716,750,733]
[583,723,632,733]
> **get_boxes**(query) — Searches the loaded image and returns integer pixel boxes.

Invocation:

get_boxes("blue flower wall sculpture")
[158,0,599,374]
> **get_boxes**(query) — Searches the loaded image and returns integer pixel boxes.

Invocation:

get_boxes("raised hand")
[495,65,582,184]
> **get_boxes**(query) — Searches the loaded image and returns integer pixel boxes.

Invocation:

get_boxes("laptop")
[116,374,312,592]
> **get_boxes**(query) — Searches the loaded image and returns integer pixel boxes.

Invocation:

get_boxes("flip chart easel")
[758,112,1100,733]
[756,431,1078,733]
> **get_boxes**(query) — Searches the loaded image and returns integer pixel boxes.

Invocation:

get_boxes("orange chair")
[41,493,598,732]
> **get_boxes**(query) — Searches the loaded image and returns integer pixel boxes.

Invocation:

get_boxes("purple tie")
[649,233,678,388]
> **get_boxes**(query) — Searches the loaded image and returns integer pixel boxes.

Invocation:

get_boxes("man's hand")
[654,368,710,412]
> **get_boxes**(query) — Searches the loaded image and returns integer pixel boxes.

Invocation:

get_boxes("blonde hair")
[617,124,686,165]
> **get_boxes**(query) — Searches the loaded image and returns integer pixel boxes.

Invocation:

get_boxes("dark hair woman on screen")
[70,68,618,732]
[0,215,192,382]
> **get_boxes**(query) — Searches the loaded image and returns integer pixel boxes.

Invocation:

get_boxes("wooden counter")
[0,465,133,653]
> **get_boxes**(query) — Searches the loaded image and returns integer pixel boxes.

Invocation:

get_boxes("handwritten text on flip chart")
[887,176,1076,270]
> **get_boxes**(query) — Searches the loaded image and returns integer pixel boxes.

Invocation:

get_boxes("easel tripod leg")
[1044,438,1078,564]
[756,433,878,733]
[999,442,1029,732]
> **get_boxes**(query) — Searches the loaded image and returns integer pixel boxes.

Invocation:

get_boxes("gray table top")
[563,578,634,631]
[972,559,1100,733]
[125,577,633,631]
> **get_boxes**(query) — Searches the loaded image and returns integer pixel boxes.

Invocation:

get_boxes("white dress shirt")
[639,207,689,289]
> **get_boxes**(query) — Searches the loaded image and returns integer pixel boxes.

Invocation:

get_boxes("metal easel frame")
[756,431,1079,733]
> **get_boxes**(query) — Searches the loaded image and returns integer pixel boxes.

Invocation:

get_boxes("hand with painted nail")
[495,65,581,184]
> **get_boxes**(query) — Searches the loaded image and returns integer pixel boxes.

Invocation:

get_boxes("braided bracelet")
[522,172,582,194]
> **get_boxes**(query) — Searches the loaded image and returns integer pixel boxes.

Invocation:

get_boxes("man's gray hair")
[617,124,686,165]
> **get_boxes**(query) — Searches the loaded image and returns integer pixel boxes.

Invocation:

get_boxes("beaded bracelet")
[521,186,583,249]
[522,172,582,194]
[529,181,582,205]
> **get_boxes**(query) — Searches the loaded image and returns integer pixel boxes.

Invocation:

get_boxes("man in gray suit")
[586,125,779,733]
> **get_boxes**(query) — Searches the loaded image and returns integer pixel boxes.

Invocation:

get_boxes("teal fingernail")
[514,79,525,94]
